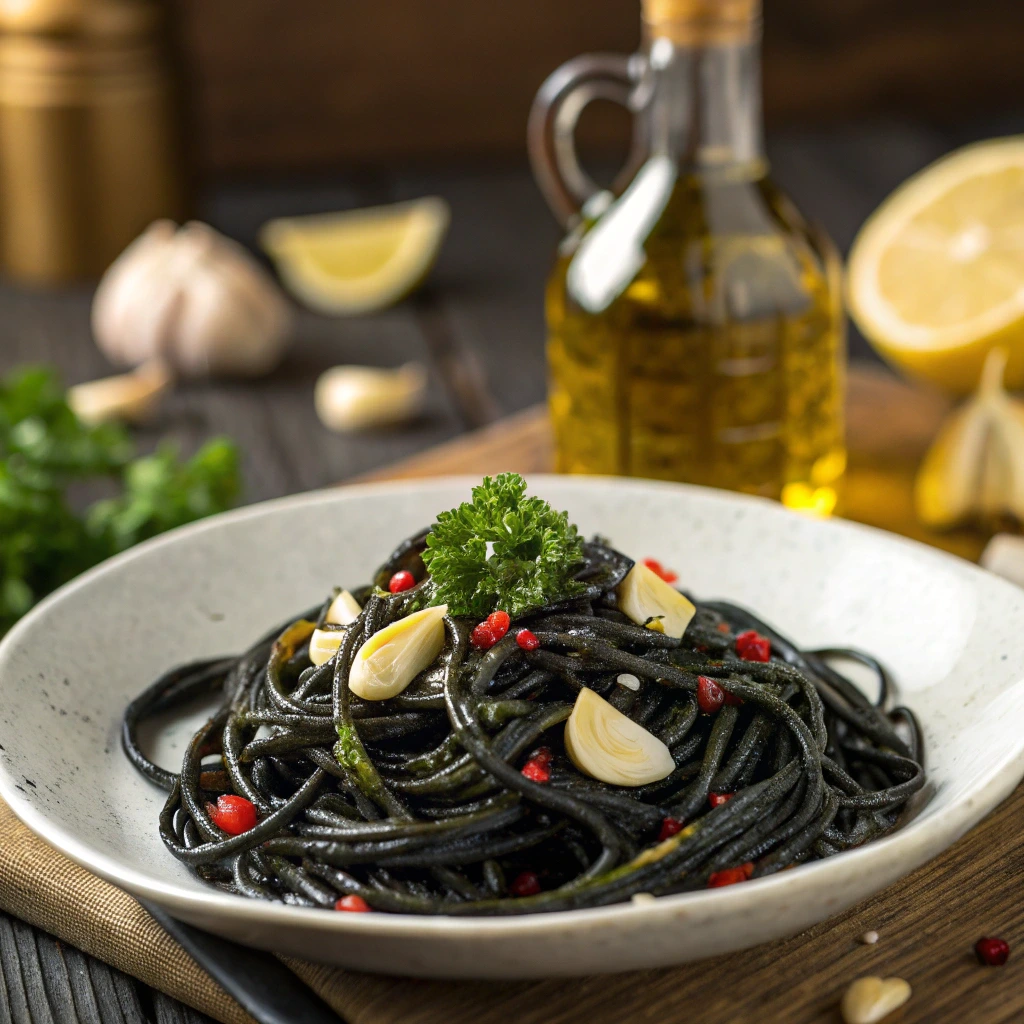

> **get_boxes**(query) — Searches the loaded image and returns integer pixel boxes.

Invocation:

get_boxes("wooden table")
[0,123,1018,1023]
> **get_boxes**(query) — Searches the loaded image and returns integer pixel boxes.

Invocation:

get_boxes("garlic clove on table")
[67,361,173,425]
[92,220,293,379]
[915,347,1024,529]
[315,363,428,432]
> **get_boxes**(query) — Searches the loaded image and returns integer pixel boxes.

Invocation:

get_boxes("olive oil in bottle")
[531,0,845,513]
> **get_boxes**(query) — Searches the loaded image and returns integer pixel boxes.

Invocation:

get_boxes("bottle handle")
[528,53,645,228]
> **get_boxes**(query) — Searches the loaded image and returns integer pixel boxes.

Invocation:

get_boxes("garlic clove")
[92,220,180,369]
[309,590,364,667]
[92,220,293,380]
[172,222,293,378]
[325,589,363,626]
[348,604,448,701]
[564,687,675,787]
[309,627,346,667]
[616,563,695,639]
[840,976,911,1024]
[916,347,1024,528]
[315,363,427,432]
[981,532,1024,589]
[67,361,172,425]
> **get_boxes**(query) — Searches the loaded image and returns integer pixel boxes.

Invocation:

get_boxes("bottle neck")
[642,32,764,173]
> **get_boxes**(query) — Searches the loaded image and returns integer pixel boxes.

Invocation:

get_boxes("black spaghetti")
[123,520,925,916]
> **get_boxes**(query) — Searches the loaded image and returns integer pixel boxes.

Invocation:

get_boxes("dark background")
[171,0,1024,173]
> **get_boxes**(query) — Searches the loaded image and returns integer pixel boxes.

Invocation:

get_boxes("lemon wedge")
[260,197,450,316]
[847,137,1024,395]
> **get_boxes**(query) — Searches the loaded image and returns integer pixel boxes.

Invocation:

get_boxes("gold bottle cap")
[642,0,760,45]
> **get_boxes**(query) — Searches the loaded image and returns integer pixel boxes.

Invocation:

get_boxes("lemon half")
[847,137,1024,395]
[260,197,450,316]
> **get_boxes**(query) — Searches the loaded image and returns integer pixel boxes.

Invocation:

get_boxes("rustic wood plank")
[298,784,1024,1024]
[154,990,216,1024]
[173,0,1024,172]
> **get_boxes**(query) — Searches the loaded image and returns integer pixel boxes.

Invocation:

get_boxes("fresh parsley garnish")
[0,365,240,633]
[422,473,584,618]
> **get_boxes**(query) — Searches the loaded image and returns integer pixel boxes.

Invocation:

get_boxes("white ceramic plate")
[1,476,1023,979]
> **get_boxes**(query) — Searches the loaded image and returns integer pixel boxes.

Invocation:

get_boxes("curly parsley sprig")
[421,473,584,618]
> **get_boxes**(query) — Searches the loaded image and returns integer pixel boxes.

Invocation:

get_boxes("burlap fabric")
[0,799,329,1023]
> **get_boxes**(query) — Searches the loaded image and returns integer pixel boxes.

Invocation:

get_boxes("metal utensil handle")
[528,53,644,227]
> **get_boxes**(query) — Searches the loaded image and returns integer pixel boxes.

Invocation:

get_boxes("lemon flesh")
[260,197,450,316]
[847,137,1024,395]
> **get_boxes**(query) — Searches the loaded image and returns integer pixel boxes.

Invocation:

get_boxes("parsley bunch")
[0,366,240,633]
[422,473,584,618]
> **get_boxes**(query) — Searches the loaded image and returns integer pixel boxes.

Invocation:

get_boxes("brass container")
[0,0,187,284]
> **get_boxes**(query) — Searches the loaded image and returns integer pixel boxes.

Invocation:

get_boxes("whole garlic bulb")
[915,347,1024,529]
[92,220,292,378]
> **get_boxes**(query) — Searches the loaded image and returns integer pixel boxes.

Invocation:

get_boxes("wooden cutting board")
[339,365,1021,1024]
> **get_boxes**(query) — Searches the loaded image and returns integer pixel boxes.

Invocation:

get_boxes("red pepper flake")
[708,862,754,888]
[507,872,540,897]
[510,871,542,897]
[516,628,540,651]
[697,675,724,714]
[206,794,258,835]
[528,746,553,767]
[471,622,498,649]
[658,816,685,841]
[716,622,731,634]
[975,937,1010,966]
[487,610,511,638]
[736,630,771,662]
[708,792,733,808]
[642,558,678,584]
[335,894,372,912]
[521,758,551,783]
[472,610,512,650]
[387,570,416,594]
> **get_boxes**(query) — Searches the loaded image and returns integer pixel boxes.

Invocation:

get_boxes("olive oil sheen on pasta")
[531,0,845,513]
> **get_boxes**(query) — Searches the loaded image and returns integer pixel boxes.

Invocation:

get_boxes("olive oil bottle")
[530,0,845,513]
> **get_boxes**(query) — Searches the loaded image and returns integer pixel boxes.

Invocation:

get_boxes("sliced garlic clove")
[916,347,1024,528]
[348,604,448,701]
[67,361,173,425]
[616,563,695,639]
[325,589,362,626]
[309,628,346,667]
[308,590,364,667]
[564,688,675,787]
[315,363,427,432]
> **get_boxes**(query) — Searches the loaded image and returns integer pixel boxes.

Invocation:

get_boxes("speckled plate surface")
[1,476,1023,979]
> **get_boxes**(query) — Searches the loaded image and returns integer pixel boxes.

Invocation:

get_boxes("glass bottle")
[529,0,845,514]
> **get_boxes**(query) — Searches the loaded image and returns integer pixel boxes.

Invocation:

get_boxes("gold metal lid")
[642,0,760,45]
[0,0,160,37]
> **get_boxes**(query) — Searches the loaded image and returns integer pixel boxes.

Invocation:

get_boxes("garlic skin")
[915,347,1024,528]
[92,220,292,379]
[67,361,172,425]
[616,563,696,639]
[348,605,448,701]
[315,363,427,432]
[564,688,675,787]
[309,590,364,667]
